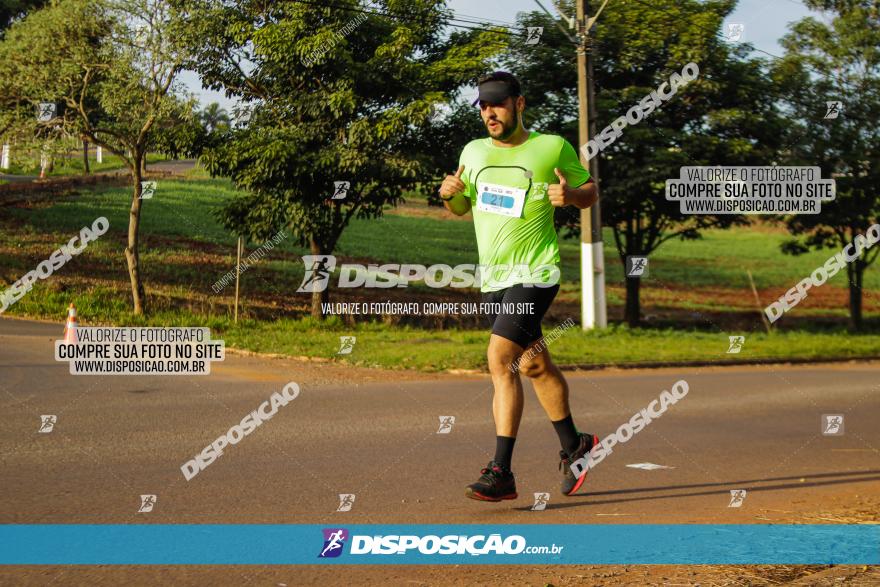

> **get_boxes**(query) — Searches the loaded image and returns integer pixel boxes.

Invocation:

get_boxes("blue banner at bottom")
[1,524,877,565]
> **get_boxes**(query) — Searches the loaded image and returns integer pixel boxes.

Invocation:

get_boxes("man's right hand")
[439,165,466,200]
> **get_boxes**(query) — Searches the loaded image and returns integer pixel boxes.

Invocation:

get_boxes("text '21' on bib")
[476,181,526,218]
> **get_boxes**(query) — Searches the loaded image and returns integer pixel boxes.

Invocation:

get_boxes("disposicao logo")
[318,528,349,558]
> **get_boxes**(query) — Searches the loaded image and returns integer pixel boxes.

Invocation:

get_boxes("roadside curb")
[558,355,880,372]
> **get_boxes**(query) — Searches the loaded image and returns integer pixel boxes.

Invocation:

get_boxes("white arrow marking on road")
[626,463,675,470]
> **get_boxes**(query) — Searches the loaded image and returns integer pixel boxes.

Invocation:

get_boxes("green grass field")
[221,318,880,371]
[1,151,168,177]
[1,177,878,371]
[7,179,880,290]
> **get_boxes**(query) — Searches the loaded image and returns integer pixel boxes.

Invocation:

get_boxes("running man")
[300,257,332,291]
[437,71,600,501]
[320,530,346,557]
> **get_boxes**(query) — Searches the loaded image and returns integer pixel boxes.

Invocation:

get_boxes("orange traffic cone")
[63,303,78,343]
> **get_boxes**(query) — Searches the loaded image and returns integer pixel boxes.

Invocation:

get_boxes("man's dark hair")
[477,71,521,97]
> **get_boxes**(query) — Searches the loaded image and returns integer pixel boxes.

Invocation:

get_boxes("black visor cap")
[472,80,519,106]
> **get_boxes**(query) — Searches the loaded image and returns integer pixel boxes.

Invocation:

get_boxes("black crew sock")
[494,436,516,470]
[552,414,581,456]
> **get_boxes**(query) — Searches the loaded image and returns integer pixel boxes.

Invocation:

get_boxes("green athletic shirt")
[457,131,591,292]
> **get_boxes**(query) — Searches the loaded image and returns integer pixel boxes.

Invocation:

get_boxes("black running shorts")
[481,283,560,349]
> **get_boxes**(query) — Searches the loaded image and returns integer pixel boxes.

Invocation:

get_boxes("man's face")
[479,96,522,140]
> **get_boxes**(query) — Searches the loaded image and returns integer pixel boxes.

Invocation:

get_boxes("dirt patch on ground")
[2,563,876,586]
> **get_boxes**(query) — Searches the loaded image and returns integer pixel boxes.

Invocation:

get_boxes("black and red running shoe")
[465,460,517,502]
[559,432,599,496]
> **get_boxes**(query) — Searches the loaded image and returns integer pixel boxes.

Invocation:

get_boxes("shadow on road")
[514,469,880,510]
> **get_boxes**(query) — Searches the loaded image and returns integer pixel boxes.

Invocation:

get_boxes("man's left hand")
[548,168,569,207]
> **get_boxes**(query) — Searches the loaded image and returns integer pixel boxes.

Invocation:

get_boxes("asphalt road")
[1,316,878,585]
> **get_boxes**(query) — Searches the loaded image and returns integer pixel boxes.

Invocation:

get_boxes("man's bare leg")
[488,334,525,435]
[517,341,570,420]
[518,341,581,456]
[518,339,596,495]
[486,334,525,467]
[464,334,525,501]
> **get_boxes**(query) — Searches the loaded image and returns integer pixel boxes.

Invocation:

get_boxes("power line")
[445,9,521,30]
[622,0,833,80]
[291,0,866,124]
[616,0,876,128]
[288,0,526,37]
[288,0,584,52]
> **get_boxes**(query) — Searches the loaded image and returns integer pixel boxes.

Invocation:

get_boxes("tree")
[0,0,51,136]
[773,0,880,330]
[500,10,578,145]
[0,0,48,33]
[407,99,488,199]
[198,102,230,133]
[0,0,189,314]
[149,98,207,160]
[174,0,505,318]
[502,2,786,326]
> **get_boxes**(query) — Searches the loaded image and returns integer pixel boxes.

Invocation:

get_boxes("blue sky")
[180,0,818,112]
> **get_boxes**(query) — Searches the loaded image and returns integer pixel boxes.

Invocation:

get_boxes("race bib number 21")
[476,182,526,218]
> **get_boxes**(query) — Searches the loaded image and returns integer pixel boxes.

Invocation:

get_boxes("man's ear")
[516,95,526,114]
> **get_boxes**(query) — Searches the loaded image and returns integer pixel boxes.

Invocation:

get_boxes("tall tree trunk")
[624,276,641,327]
[82,140,90,175]
[125,155,147,315]
[848,262,863,331]
[309,237,329,320]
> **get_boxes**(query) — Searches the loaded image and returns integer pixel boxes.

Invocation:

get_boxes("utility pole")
[577,0,607,329]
